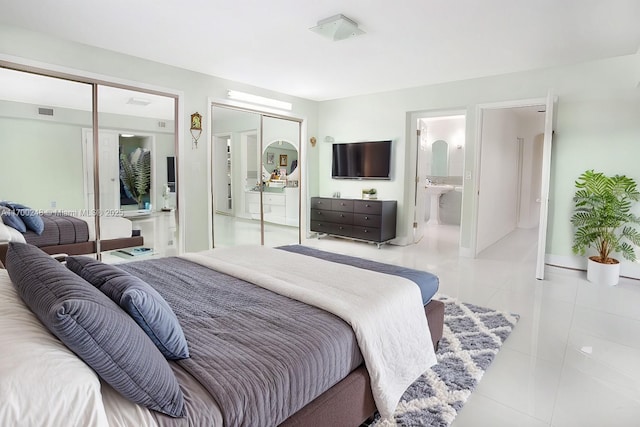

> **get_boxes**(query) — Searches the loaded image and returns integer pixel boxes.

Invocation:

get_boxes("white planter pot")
[587,257,620,286]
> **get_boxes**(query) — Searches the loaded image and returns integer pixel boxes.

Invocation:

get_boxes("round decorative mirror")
[262,140,298,180]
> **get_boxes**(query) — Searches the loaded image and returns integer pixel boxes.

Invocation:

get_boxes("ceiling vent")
[310,14,365,41]
[38,107,54,116]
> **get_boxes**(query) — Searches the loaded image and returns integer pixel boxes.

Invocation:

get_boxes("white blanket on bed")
[182,246,436,420]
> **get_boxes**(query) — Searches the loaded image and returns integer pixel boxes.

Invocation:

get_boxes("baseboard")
[545,254,640,280]
[458,246,474,258]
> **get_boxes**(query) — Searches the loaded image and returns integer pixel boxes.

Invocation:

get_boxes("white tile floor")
[298,223,640,427]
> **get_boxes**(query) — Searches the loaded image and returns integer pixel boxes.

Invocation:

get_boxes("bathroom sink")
[425,184,454,195]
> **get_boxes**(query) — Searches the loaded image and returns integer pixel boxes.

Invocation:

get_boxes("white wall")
[517,112,545,229]
[476,109,520,252]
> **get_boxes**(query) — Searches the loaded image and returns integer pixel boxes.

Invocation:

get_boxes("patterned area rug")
[371,294,520,427]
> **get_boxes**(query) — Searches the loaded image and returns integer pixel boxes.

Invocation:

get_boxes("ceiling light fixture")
[227,90,292,111]
[310,14,365,41]
[126,97,151,106]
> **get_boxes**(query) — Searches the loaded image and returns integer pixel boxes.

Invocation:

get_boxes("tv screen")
[332,140,391,179]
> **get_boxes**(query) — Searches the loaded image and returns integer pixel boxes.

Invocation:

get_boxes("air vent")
[158,121,166,128]
[38,107,54,116]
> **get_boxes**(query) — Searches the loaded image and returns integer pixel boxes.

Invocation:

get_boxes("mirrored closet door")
[0,67,97,259]
[97,85,179,262]
[210,105,301,248]
[0,64,179,264]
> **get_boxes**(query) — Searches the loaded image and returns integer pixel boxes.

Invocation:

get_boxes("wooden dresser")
[310,197,397,248]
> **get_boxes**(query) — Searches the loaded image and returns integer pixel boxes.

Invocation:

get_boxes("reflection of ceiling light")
[227,90,292,111]
[120,134,135,138]
[310,14,365,41]
[126,97,151,106]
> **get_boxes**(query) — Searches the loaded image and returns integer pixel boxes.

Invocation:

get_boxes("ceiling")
[1,0,640,101]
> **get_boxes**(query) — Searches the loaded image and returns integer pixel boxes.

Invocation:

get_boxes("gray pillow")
[66,256,189,360]
[8,202,45,235]
[0,205,27,233]
[5,242,185,418]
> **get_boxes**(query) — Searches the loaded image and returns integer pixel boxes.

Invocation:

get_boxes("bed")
[0,214,143,265]
[0,242,445,427]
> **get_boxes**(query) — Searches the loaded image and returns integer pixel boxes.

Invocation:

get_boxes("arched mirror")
[262,140,299,185]
[431,139,448,176]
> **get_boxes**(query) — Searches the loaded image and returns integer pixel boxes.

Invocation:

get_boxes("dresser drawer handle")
[364,216,369,220]
[364,229,369,233]
[341,202,346,206]
[366,204,371,207]
[340,214,345,217]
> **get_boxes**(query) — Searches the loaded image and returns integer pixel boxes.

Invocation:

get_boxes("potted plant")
[362,188,377,200]
[571,169,640,286]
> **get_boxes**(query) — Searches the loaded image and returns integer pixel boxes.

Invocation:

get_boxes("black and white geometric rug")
[371,294,520,427]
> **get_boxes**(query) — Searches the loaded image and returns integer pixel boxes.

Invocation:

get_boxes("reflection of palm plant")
[120,148,151,208]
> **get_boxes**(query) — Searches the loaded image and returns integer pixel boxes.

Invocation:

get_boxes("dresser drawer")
[311,209,332,221]
[351,225,382,242]
[329,211,353,224]
[353,213,382,227]
[331,199,354,212]
[333,223,353,235]
[311,197,333,209]
[353,200,382,214]
[310,221,335,234]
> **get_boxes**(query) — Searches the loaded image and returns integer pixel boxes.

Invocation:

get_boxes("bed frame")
[280,299,445,426]
[0,237,144,266]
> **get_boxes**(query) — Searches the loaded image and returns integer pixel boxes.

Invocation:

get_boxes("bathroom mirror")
[263,140,298,178]
[431,139,448,176]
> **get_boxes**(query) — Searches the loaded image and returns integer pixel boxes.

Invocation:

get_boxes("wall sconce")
[190,112,202,149]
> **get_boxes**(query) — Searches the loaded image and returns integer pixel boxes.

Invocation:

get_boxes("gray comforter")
[23,214,89,247]
[119,257,363,427]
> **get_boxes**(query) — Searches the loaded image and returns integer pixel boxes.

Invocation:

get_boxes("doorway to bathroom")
[412,112,466,249]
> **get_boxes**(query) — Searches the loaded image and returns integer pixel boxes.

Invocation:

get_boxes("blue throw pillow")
[66,256,190,360]
[5,243,185,417]
[6,203,44,235]
[0,205,26,233]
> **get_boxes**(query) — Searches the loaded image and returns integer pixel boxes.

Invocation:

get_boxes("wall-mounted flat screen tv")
[331,140,392,179]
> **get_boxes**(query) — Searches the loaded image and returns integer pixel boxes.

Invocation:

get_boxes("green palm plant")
[120,148,151,208]
[571,170,640,263]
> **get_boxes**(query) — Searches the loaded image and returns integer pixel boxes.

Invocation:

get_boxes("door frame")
[407,109,467,246]
[472,94,557,279]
